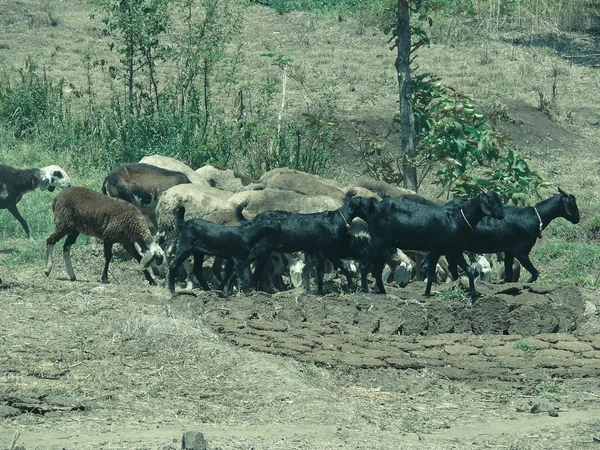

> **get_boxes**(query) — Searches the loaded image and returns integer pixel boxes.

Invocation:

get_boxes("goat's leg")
[370,253,386,294]
[234,260,251,294]
[220,259,236,292]
[44,229,68,277]
[101,241,114,284]
[503,252,515,282]
[424,252,441,298]
[313,253,326,296]
[359,250,378,293]
[212,257,224,283]
[123,243,156,286]
[7,204,30,239]
[168,248,194,294]
[446,253,461,280]
[63,232,80,281]
[516,254,538,283]
[191,251,211,290]
[251,254,269,291]
[454,253,478,303]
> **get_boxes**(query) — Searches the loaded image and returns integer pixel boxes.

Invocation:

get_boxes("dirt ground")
[1,251,600,450]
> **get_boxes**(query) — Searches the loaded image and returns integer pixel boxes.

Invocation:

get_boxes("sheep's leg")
[168,248,194,294]
[7,204,30,239]
[101,241,114,284]
[44,229,67,277]
[322,251,355,292]
[123,243,156,286]
[191,251,211,291]
[63,232,80,281]
[516,254,539,283]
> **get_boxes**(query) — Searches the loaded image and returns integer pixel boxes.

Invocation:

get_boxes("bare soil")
[1,253,600,449]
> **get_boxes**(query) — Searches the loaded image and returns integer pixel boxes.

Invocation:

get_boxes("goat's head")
[558,188,580,224]
[39,165,71,192]
[479,191,504,220]
[346,195,377,221]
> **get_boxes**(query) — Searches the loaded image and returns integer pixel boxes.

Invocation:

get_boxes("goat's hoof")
[70,276,77,282]
[43,270,51,277]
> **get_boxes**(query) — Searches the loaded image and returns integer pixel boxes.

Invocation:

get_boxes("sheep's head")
[139,241,166,272]
[40,165,71,192]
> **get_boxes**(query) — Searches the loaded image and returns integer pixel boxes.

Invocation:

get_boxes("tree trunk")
[396,0,417,191]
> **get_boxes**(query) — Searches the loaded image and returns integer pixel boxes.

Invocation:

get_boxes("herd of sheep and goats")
[0,156,581,303]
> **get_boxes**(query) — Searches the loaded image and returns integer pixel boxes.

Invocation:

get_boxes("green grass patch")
[533,238,600,287]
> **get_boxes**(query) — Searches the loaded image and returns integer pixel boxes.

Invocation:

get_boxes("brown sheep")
[44,187,165,285]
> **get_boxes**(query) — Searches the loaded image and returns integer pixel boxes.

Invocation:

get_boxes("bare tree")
[395,0,417,191]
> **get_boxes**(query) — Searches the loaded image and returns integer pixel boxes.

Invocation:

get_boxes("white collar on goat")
[533,206,543,238]
[460,208,474,231]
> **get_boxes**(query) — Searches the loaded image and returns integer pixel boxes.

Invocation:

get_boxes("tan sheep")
[139,155,210,186]
[194,164,258,192]
[227,188,342,218]
[349,178,416,199]
[254,168,345,203]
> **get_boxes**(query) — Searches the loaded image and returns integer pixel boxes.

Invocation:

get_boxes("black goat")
[235,195,370,295]
[354,191,505,301]
[167,207,281,295]
[0,164,70,238]
[445,188,579,283]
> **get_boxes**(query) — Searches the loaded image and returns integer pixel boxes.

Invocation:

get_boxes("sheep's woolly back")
[254,169,345,203]
[351,178,416,199]
[194,164,258,192]
[259,168,344,189]
[228,188,342,218]
[156,184,235,236]
[52,187,153,244]
[139,155,209,186]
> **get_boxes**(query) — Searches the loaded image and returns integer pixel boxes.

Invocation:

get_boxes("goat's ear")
[479,193,492,215]
[557,186,567,196]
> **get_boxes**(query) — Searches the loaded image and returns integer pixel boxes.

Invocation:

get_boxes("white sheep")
[44,186,165,285]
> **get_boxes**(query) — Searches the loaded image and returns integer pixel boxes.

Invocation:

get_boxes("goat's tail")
[234,200,250,222]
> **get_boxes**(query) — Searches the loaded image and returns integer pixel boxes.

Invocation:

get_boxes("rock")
[182,431,209,450]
